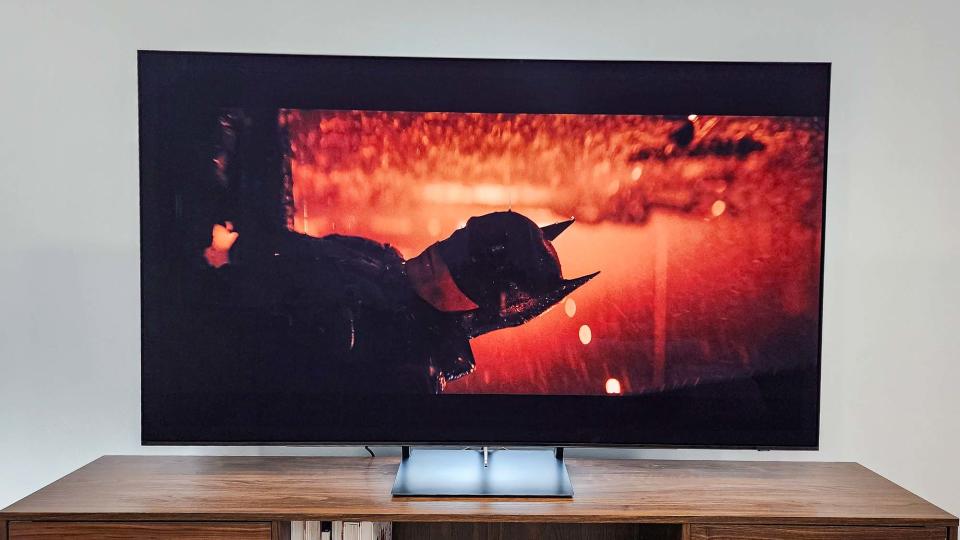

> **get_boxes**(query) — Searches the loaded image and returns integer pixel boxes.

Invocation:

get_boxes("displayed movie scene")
[189,108,824,397]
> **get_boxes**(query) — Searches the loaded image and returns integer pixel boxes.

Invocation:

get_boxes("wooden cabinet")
[1,456,956,540]
[688,524,949,540]
[388,523,954,540]
[392,522,679,539]
[4,522,955,540]
[7,521,272,539]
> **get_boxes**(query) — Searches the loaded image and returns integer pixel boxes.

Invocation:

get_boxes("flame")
[203,222,238,268]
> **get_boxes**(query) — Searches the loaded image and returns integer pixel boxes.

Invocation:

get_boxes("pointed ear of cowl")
[540,218,575,241]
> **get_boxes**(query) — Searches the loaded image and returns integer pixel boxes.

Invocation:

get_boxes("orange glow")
[283,110,825,395]
[203,222,238,268]
[427,217,442,237]
[605,378,622,394]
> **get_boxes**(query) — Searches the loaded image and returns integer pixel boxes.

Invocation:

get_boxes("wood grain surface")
[7,521,271,539]
[392,522,679,539]
[688,524,948,539]
[272,520,290,540]
[0,456,955,527]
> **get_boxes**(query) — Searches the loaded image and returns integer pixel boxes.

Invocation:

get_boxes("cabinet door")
[688,524,947,540]
[393,522,674,539]
[8,521,273,539]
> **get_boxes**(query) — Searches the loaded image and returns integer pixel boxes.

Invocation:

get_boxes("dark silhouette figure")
[212,211,597,394]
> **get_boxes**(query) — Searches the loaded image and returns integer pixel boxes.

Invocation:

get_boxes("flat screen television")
[139,52,828,460]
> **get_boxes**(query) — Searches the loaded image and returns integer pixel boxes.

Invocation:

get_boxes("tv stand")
[391,446,573,497]
[1,456,956,540]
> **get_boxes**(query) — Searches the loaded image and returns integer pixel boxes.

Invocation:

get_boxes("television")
[139,51,829,495]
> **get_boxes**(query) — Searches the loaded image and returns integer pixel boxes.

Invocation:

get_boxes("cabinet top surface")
[1,456,955,526]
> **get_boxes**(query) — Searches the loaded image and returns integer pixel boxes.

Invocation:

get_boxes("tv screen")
[140,52,828,448]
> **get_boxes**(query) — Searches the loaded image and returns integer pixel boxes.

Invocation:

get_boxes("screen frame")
[139,51,829,449]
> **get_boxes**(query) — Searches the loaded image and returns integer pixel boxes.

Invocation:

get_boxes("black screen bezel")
[138,51,829,449]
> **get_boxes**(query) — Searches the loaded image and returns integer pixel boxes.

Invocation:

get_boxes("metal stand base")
[391,447,573,497]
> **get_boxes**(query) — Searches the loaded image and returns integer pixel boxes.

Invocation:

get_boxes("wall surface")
[1,0,958,514]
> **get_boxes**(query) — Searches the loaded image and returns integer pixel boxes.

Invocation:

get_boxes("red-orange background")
[283,110,824,395]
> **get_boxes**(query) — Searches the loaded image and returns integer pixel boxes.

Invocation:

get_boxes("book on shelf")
[290,521,335,540]
[306,520,321,539]
[331,520,392,540]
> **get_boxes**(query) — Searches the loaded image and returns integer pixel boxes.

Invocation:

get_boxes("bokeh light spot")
[564,298,577,318]
[710,199,727,217]
[579,324,592,345]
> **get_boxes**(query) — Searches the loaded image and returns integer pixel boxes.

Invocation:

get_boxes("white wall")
[1,0,958,515]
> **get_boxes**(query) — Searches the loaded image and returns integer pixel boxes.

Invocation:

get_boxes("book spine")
[328,521,392,540]
[360,521,393,540]
[305,520,321,540]
[342,521,361,540]
[290,520,305,540]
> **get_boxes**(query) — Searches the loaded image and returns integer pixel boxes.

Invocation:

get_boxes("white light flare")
[579,324,592,345]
